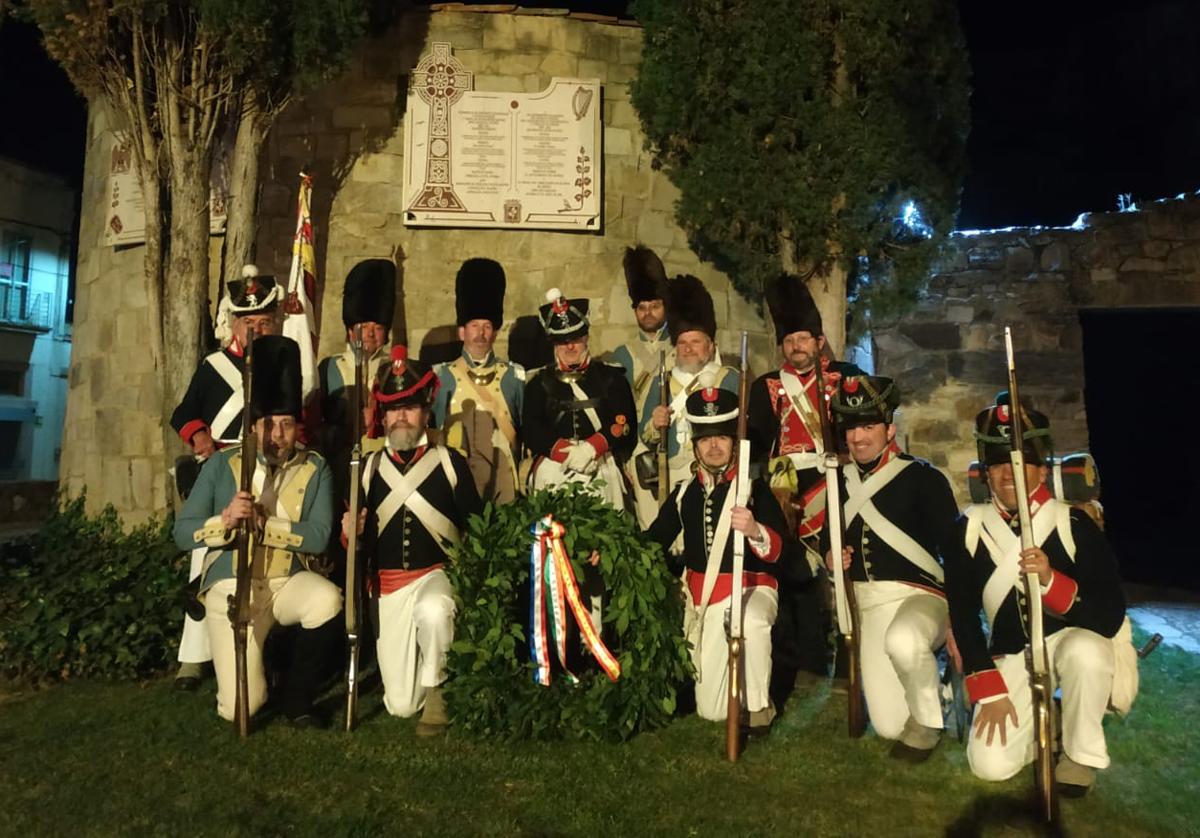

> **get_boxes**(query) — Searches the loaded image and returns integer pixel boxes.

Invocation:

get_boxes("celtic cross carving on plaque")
[408,42,471,212]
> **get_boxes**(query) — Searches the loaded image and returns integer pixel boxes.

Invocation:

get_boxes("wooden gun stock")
[815,356,865,738]
[656,350,669,505]
[231,329,257,739]
[726,332,752,762]
[344,327,365,732]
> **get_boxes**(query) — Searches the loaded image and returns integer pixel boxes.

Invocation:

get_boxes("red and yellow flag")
[283,171,319,399]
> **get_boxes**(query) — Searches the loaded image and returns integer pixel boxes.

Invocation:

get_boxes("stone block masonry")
[876,194,1200,503]
[62,8,775,521]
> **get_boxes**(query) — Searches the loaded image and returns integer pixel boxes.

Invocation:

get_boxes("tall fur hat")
[665,274,717,343]
[623,245,669,305]
[249,335,302,420]
[455,258,506,329]
[342,259,396,330]
[765,273,823,343]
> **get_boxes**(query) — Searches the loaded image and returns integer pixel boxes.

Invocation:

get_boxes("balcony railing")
[0,289,52,332]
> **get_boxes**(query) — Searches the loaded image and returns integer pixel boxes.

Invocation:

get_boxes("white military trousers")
[968,626,1115,781]
[376,569,456,718]
[685,585,778,722]
[856,580,948,739]
[204,571,342,721]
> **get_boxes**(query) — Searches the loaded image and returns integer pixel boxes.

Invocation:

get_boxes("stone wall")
[60,107,169,527]
[875,193,1200,502]
[61,7,775,523]
[251,8,773,372]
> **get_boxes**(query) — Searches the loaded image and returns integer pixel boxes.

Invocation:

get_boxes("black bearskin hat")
[342,259,396,330]
[765,273,823,343]
[623,245,669,305]
[665,274,717,343]
[456,258,506,329]
[249,335,302,420]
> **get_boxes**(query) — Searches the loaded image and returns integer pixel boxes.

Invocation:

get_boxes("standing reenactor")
[174,335,342,728]
[747,274,861,696]
[612,246,673,524]
[523,288,638,510]
[317,258,395,481]
[945,394,1126,796]
[611,245,673,413]
[646,387,801,727]
[345,346,482,734]
[822,374,960,761]
[432,258,525,504]
[637,274,739,515]
[169,267,280,691]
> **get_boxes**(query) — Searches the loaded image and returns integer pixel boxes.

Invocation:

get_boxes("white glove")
[563,440,598,473]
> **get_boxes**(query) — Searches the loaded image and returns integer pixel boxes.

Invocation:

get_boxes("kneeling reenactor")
[347,346,482,734]
[175,335,341,727]
[945,394,1126,795]
[646,388,802,728]
[823,375,961,760]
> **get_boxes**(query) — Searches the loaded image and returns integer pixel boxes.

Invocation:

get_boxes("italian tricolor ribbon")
[528,515,621,686]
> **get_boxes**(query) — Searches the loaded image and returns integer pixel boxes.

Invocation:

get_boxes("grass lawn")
[1,626,1195,837]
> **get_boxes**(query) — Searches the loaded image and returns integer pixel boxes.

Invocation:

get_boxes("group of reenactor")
[166,244,1134,800]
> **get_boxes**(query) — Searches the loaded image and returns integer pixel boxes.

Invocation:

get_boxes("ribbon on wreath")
[529,515,622,686]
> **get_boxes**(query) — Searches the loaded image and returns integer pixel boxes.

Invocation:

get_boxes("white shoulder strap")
[436,445,457,490]
[1056,501,1075,561]
[964,505,985,556]
[362,449,383,493]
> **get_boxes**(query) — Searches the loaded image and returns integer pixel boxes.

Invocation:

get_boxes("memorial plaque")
[104,132,230,247]
[403,42,602,231]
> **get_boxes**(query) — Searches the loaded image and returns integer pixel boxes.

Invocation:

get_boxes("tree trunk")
[162,148,213,416]
[221,92,267,283]
[808,264,847,360]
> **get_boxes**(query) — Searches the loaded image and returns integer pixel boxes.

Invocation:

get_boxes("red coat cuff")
[1042,570,1079,615]
[965,668,1008,704]
[550,439,572,462]
[585,432,609,457]
[179,419,208,444]
[749,525,782,562]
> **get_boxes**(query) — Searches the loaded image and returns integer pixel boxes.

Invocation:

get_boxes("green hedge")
[444,484,693,742]
[0,495,185,682]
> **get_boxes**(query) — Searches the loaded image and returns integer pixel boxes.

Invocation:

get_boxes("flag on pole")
[283,171,319,400]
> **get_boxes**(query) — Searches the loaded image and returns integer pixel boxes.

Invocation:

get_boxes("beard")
[676,355,710,375]
[262,442,292,467]
[387,424,424,452]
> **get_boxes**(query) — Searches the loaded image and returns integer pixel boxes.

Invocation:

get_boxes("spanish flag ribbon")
[529,515,621,686]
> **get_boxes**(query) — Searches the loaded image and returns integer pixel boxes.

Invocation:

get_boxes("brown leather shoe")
[415,686,449,737]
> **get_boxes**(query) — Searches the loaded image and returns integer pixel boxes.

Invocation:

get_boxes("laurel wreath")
[444,483,692,741]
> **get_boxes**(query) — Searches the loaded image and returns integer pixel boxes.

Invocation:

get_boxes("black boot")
[282,618,341,728]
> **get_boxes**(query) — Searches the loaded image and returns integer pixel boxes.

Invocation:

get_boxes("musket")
[656,350,670,505]
[816,355,866,738]
[344,327,366,732]
[726,331,752,761]
[230,328,257,739]
[1004,327,1058,825]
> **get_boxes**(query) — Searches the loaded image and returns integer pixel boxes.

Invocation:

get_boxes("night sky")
[4,2,1200,229]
